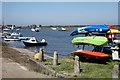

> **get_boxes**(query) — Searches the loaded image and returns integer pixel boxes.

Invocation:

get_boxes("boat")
[4,36,20,41]
[72,36,108,46]
[3,28,10,31]
[23,37,47,46]
[31,28,39,32]
[11,32,22,36]
[70,25,110,36]
[50,27,57,30]
[58,27,67,31]
[107,29,120,34]
[71,50,109,60]
[18,37,34,40]
[31,28,36,31]
[106,26,120,44]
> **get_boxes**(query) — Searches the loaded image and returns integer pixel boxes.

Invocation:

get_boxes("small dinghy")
[23,37,47,46]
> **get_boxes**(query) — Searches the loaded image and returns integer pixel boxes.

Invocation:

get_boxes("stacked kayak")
[70,25,109,36]
[71,36,109,60]
[72,36,108,46]
[71,50,109,60]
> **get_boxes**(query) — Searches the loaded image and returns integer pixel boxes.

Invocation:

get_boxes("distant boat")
[31,28,39,32]
[4,36,20,41]
[3,28,10,31]
[58,27,67,31]
[11,32,22,36]
[50,27,57,30]
[23,37,47,46]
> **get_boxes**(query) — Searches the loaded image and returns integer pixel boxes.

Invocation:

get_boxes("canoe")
[107,29,120,34]
[71,50,109,60]
[70,25,109,36]
[108,25,116,29]
[72,36,108,46]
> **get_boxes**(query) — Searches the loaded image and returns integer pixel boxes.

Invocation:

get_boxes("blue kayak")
[70,25,110,36]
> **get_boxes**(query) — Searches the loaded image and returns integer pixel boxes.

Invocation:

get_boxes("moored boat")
[23,37,47,46]
[4,36,20,41]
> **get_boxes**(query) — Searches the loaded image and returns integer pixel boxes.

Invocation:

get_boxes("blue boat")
[70,25,110,36]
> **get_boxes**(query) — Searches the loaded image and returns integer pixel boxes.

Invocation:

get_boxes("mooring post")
[53,51,58,65]
[39,48,44,61]
[74,55,80,74]
[112,64,119,78]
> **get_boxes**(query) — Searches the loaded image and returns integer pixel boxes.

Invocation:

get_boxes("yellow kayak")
[107,29,120,34]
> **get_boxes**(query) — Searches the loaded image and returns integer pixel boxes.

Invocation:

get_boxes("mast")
[2,18,4,29]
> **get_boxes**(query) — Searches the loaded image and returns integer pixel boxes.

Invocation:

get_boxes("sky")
[1,1,119,26]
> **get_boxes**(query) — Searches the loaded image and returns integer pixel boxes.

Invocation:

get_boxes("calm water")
[2,29,94,57]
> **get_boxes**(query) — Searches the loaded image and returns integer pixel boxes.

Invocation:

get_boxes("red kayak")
[71,50,109,60]
[108,25,116,29]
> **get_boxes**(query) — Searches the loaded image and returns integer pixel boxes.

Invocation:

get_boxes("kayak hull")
[71,50,109,60]
[72,36,108,46]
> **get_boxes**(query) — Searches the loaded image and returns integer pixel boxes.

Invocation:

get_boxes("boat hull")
[71,50,109,60]
[4,38,20,41]
[72,36,108,46]
[23,41,47,46]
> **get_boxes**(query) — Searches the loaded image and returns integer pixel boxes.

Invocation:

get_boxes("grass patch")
[42,56,120,78]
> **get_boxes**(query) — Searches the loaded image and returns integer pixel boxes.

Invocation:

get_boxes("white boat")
[31,28,36,31]
[23,37,47,46]
[4,36,20,41]
[50,27,57,30]
[11,32,21,36]
[3,28,10,31]
[58,27,67,31]
[18,37,33,40]
[31,28,39,32]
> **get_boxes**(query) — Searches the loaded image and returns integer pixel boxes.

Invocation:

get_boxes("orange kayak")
[71,50,109,60]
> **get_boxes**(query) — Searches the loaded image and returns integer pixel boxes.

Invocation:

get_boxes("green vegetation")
[42,56,120,78]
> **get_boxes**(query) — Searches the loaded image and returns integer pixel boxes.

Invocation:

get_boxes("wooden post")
[118,64,120,79]
[112,64,119,78]
[74,55,80,74]
[39,48,44,61]
[53,51,58,65]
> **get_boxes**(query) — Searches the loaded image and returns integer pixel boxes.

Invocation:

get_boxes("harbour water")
[2,29,94,57]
